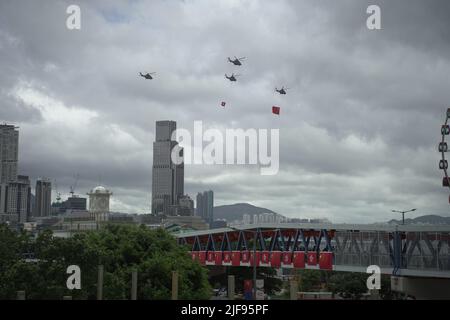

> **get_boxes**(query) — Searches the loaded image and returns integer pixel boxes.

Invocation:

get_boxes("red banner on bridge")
[191,251,198,261]
[260,251,270,267]
[270,251,281,268]
[222,251,232,266]
[206,251,215,265]
[241,251,251,266]
[293,251,305,268]
[281,252,293,268]
[231,251,241,267]
[250,252,260,267]
[198,251,206,265]
[214,251,223,266]
[319,252,333,270]
[306,252,318,267]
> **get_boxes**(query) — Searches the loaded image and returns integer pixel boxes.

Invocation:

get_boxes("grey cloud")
[1,0,449,222]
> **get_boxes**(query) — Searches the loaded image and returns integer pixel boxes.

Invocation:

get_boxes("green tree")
[0,223,211,300]
[328,271,368,299]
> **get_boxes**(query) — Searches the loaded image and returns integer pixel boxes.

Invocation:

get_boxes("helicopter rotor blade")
[238,57,246,60]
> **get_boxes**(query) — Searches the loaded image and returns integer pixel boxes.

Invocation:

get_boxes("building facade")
[0,124,19,184]
[33,179,52,217]
[151,121,184,215]
[0,125,32,223]
[196,190,214,227]
[87,186,112,222]
[0,175,31,223]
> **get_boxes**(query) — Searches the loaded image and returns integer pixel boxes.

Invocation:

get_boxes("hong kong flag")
[272,106,280,115]
[307,252,317,265]
[221,101,226,107]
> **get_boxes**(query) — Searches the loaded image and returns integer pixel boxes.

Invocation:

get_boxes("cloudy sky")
[1,0,450,223]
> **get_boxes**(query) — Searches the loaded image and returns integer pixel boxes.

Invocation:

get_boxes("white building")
[87,186,112,222]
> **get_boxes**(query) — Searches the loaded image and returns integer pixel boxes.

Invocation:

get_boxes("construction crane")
[69,174,79,197]
[54,180,62,203]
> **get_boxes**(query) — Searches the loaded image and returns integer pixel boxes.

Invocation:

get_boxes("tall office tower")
[33,179,52,217]
[151,121,184,215]
[0,124,21,223]
[196,192,204,218]
[0,124,19,184]
[196,190,214,226]
[204,190,214,226]
[0,175,31,223]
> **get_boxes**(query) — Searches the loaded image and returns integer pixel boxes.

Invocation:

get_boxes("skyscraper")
[151,121,184,215]
[0,124,19,184]
[196,190,214,227]
[1,175,31,223]
[0,124,23,223]
[33,179,52,217]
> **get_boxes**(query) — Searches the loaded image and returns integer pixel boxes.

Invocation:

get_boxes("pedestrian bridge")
[175,223,450,279]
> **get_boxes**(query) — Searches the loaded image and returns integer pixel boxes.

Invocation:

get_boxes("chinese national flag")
[319,252,333,270]
[221,101,226,107]
[272,106,280,115]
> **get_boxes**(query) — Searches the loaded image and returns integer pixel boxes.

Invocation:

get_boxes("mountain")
[213,203,283,222]
[387,214,450,225]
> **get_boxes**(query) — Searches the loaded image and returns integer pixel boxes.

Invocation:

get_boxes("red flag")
[221,101,226,107]
[272,106,280,115]
[319,252,333,270]
[307,252,317,265]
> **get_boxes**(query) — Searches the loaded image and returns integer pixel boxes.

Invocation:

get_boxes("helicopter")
[228,56,246,66]
[225,73,240,82]
[139,72,156,80]
[275,86,289,95]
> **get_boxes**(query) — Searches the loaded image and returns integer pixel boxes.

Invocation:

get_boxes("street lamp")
[227,226,280,300]
[392,208,417,225]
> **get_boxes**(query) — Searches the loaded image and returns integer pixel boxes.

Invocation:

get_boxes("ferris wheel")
[439,108,450,202]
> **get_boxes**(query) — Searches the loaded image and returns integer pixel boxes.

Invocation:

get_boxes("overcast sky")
[1,0,450,223]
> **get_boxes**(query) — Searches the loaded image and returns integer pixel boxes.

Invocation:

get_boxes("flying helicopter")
[275,86,289,95]
[225,73,240,82]
[139,72,156,80]
[227,56,246,66]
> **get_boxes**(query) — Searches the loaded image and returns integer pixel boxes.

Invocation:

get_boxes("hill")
[213,203,283,222]
[388,214,450,225]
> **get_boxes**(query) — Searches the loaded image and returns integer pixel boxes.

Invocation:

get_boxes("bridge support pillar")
[391,276,450,299]
[290,280,298,300]
[228,275,235,300]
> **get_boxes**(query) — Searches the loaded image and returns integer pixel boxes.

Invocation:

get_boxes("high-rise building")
[33,179,52,217]
[0,124,19,184]
[58,196,87,214]
[174,194,194,216]
[0,175,31,223]
[0,125,28,223]
[151,121,184,215]
[196,190,214,226]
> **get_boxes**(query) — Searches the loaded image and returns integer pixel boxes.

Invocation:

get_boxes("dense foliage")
[0,224,211,300]
[293,269,396,300]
